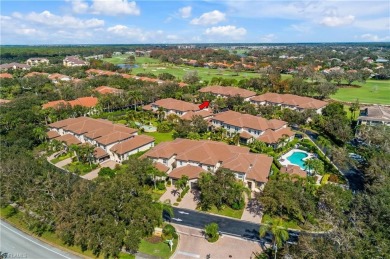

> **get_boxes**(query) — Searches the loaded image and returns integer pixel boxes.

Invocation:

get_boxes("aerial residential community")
[0,1,390,259]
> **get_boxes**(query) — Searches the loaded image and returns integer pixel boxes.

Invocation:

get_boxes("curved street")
[0,220,81,259]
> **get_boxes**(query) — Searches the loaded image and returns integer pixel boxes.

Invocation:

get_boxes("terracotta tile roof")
[47,130,60,139]
[239,131,253,139]
[250,93,327,110]
[86,69,118,76]
[48,73,70,80]
[257,127,294,144]
[110,135,154,155]
[281,165,307,178]
[142,104,153,111]
[68,97,98,108]
[224,153,273,183]
[152,98,200,112]
[49,117,138,146]
[42,100,68,109]
[199,86,256,98]
[0,73,13,78]
[212,110,287,131]
[180,109,213,120]
[56,134,81,146]
[43,97,98,109]
[94,86,124,95]
[94,147,109,159]
[154,162,169,173]
[169,165,205,180]
[143,138,272,182]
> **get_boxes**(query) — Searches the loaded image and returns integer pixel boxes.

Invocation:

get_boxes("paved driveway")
[81,160,119,180]
[241,193,263,223]
[172,225,263,259]
[159,186,198,210]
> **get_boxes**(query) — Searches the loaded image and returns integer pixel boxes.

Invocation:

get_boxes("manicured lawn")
[64,161,98,175]
[50,152,72,164]
[331,79,390,105]
[103,54,131,65]
[138,237,178,259]
[143,131,174,144]
[205,205,244,219]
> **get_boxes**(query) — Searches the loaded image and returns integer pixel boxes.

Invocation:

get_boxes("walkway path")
[81,160,119,180]
[241,193,263,223]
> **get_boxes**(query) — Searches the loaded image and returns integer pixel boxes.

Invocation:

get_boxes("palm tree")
[303,158,316,175]
[259,219,289,259]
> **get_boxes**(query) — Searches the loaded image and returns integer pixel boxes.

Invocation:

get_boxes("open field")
[330,79,390,105]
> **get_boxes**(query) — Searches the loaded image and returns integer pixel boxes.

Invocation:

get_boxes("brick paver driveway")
[172,225,263,259]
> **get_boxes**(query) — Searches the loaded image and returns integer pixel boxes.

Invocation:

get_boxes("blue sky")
[1,0,389,44]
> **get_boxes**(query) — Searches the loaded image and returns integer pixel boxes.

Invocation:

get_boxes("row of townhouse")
[47,117,155,163]
[211,110,295,148]
[199,86,328,114]
[143,98,213,120]
[143,98,294,147]
[141,138,273,191]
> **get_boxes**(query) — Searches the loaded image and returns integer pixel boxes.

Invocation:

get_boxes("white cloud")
[13,11,105,29]
[320,15,355,27]
[91,0,140,15]
[69,0,89,14]
[259,33,277,43]
[204,25,246,39]
[360,33,390,42]
[191,10,226,25]
[67,0,140,16]
[179,6,192,18]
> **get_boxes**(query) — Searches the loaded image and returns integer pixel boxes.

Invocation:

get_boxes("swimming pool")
[286,151,308,170]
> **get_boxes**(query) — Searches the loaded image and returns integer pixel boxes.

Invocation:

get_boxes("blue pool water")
[287,151,308,169]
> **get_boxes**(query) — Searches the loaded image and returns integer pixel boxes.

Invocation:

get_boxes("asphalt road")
[167,208,299,243]
[0,220,81,259]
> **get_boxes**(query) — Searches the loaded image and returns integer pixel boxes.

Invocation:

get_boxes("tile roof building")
[357,105,390,126]
[0,63,30,71]
[143,98,211,119]
[281,165,307,178]
[0,73,13,79]
[47,117,154,163]
[26,58,49,66]
[94,86,124,95]
[42,97,98,110]
[143,138,273,191]
[199,86,256,100]
[63,56,89,67]
[250,93,327,114]
[211,110,294,147]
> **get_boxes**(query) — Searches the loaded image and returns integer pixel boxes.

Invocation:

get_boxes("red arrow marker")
[199,101,210,110]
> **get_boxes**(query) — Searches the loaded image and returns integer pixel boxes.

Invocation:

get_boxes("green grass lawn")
[103,54,131,65]
[204,205,244,219]
[64,161,98,175]
[143,131,174,144]
[50,152,72,164]
[331,79,390,105]
[138,237,178,259]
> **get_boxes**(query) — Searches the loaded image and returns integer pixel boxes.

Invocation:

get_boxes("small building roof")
[169,165,205,180]
[47,130,60,139]
[56,134,81,146]
[154,162,170,173]
[281,165,307,178]
[110,135,154,155]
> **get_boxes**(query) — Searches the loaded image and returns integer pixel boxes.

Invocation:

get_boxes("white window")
[163,159,167,165]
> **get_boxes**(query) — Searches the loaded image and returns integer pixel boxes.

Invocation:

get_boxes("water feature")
[286,151,308,170]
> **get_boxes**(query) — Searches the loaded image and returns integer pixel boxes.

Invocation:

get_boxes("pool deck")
[279,149,314,170]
